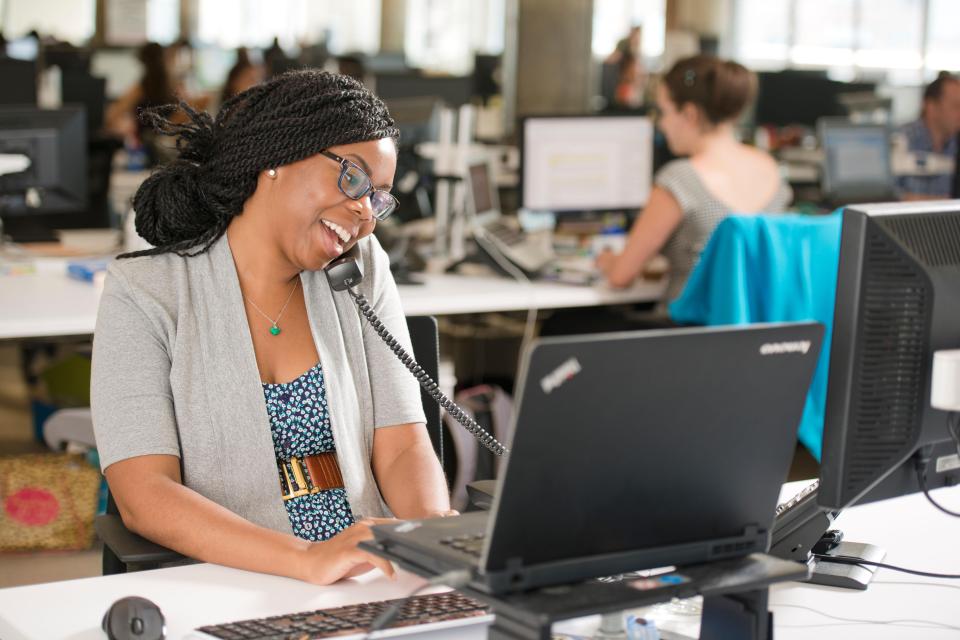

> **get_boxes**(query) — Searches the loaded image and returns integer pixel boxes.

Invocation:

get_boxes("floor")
[0,343,102,589]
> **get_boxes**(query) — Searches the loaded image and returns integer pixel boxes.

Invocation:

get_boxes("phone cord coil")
[347,287,508,456]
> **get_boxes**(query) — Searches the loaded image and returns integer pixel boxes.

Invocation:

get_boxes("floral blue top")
[262,363,355,541]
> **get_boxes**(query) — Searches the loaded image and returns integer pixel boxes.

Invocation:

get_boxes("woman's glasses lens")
[337,159,398,220]
[371,191,398,220]
[340,164,370,198]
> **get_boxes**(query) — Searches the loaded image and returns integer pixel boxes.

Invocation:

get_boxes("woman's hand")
[297,517,400,585]
[595,249,619,279]
[423,509,460,518]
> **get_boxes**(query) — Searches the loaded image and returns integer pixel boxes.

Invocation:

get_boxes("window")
[592,0,666,61]
[404,0,506,75]
[735,0,941,85]
[733,0,790,67]
[927,0,960,73]
[792,0,855,67]
[196,0,379,54]
[1,0,96,44]
[147,0,180,45]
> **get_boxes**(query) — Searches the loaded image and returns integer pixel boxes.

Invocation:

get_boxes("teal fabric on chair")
[668,212,843,460]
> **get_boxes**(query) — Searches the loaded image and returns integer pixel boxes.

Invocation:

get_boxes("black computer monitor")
[755,71,875,128]
[62,69,106,134]
[0,58,38,106]
[374,72,473,107]
[819,202,960,513]
[0,106,89,242]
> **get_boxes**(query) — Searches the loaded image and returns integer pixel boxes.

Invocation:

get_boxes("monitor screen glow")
[522,116,653,212]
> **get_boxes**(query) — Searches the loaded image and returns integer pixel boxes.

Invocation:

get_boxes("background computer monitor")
[754,71,875,128]
[818,202,960,513]
[467,160,499,220]
[0,59,38,106]
[373,72,473,108]
[62,69,107,134]
[0,106,89,242]
[520,114,653,213]
[818,118,893,202]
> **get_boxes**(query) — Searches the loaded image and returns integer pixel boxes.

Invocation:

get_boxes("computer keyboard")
[196,591,489,639]
[439,532,486,557]
[486,220,526,246]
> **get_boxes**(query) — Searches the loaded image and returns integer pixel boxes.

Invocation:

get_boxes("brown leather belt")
[278,452,344,501]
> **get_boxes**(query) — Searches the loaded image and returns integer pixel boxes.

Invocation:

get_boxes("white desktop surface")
[0,483,957,640]
[0,563,486,640]
[769,484,960,639]
[0,259,664,340]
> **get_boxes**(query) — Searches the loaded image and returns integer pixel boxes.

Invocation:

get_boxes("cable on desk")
[771,603,960,632]
[811,554,960,579]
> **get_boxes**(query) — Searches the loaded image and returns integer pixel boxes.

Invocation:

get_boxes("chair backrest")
[404,316,445,468]
[668,212,843,460]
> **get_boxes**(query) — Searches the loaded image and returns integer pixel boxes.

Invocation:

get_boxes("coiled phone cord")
[347,287,509,457]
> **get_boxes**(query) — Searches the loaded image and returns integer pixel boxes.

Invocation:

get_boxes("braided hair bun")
[127,70,399,257]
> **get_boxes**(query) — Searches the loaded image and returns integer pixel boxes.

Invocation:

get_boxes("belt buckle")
[280,456,315,501]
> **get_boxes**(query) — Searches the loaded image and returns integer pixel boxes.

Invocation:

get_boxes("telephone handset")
[325,245,508,456]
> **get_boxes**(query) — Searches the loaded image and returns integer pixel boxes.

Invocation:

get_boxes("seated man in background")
[896,72,960,201]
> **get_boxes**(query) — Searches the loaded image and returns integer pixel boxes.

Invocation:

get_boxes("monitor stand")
[807,539,887,590]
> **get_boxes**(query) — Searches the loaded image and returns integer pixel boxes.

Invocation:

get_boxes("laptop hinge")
[506,557,524,571]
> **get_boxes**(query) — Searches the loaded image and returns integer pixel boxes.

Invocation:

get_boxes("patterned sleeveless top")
[654,159,793,302]
[262,363,355,541]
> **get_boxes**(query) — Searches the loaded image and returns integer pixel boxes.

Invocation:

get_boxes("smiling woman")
[90,71,455,586]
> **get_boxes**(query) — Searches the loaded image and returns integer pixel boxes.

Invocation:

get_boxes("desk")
[0,260,665,340]
[1,483,956,639]
[0,563,487,640]
[769,483,960,640]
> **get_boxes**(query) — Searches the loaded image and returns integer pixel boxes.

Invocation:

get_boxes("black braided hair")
[120,70,399,259]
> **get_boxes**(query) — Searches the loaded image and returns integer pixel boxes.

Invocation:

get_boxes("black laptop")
[364,323,823,594]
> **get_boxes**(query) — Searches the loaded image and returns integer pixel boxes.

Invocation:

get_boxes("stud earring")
[267,169,277,178]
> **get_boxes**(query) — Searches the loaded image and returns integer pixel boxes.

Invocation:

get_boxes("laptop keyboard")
[197,591,488,639]
[486,220,525,246]
[439,532,486,557]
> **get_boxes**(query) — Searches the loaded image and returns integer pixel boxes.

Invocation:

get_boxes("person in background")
[105,42,179,140]
[606,25,643,65]
[597,55,791,303]
[336,54,367,86]
[896,72,960,200]
[613,51,645,109]
[264,37,293,78]
[221,47,264,106]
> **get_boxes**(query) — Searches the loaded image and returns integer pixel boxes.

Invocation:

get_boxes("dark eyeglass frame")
[320,150,398,221]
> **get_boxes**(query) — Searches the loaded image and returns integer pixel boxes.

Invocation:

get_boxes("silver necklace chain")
[243,278,299,334]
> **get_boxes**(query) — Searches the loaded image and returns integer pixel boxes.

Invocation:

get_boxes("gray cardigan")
[90,234,426,534]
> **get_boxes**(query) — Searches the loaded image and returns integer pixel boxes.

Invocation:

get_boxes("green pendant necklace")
[244,279,299,336]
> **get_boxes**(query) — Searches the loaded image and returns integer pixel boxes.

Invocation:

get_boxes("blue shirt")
[895,119,957,197]
[263,363,355,541]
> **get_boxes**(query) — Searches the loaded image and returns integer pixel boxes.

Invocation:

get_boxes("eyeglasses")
[320,150,399,221]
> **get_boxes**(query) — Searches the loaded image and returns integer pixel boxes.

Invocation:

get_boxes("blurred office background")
[1,0,958,588]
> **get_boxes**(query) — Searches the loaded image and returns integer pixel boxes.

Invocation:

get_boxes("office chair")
[96,316,445,574]
[668,212,843,460]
